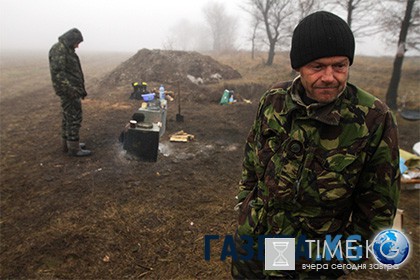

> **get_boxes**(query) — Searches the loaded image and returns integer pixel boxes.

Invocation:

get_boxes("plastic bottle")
[159,84,165,100]
[229,93,234,104]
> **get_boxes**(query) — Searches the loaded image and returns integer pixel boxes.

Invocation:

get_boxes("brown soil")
[0,50,419,280]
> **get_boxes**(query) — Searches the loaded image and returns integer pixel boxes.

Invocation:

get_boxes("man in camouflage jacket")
[232,11,400,279]
[49,28,91,156]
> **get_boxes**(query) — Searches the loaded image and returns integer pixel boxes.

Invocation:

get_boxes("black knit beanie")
[290,11,355,69]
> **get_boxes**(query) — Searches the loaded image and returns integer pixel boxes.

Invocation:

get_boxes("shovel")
[176,82,184,122]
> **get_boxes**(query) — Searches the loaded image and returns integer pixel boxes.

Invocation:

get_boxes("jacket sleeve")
[236,92,271,204]
[237,125,259,203]
[49,44,83,98]
[345,107,400,241]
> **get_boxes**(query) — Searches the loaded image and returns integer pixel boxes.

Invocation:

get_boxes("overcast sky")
[0,0,399,56]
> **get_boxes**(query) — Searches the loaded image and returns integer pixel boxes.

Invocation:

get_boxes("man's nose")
[321,66,334,83]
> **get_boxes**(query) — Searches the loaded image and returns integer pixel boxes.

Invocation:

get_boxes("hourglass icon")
[265,238,295,270]
[273,241,289,266]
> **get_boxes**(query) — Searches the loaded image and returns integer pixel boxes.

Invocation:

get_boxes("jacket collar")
[280,77,344,126]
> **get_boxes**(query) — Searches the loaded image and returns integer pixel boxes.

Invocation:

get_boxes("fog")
[1,0,238,53]
[0,0,398,56]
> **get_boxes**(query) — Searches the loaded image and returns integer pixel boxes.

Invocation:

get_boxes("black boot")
[67,140,92,157]
[62,139,86,153]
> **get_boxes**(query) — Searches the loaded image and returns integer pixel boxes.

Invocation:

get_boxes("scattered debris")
[413,142,420,156]
[137,263,154,271]
[169,131,195,142]
[187,74,204,85]
[400,148,420,189]
[220,89,232,105]
[210,73,222,81]
[131,243,141,252]
[393,209,404,231]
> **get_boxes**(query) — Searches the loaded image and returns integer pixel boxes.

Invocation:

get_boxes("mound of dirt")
[101,49,242,91]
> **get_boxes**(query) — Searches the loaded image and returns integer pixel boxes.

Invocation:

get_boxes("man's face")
[298,56,350,104]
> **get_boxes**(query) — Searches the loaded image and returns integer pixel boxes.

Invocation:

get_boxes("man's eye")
[334,64,346,70]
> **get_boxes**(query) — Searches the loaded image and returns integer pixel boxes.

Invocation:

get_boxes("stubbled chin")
[309,91,339,103]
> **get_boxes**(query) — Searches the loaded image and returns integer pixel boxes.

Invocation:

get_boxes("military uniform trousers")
[60,96,82,141]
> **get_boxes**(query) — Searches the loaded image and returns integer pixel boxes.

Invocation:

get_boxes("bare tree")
[249,15,260,59]
[325,0,382,37]
[296,0,321,19]
[407,4,420,52]
[244,0,297,65]
[244,0,322,65]
[380,0,420,53]
[203,1,238,52]
[383,0,418,110]
[240,2,262,59]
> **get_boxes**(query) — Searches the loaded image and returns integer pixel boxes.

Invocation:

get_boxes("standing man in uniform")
[232,11,400,279]
[49,28,92,157]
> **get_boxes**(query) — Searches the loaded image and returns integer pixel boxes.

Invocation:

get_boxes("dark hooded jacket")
[49,28,86,99]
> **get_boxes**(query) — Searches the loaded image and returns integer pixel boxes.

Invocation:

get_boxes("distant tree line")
[164,0,419,110]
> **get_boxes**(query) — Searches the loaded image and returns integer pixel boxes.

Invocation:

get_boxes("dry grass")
[210,50,420,108]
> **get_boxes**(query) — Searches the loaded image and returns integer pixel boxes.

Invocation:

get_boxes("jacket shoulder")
[350,84,390,114]
[271,81,293,91]
[49,42,66,56]
[345,84,396,136]
[256,81,291,116]
[263,80,292,101]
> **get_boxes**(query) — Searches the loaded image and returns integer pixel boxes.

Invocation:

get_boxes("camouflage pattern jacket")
[236,78,400,244]
[49,28,86,99]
